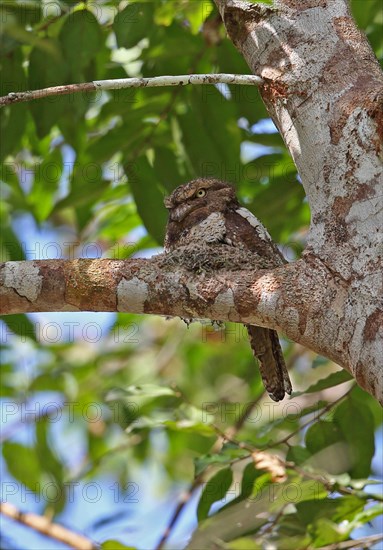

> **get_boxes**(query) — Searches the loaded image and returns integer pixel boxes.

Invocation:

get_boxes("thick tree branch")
[0,74,262,106]
[1,255,381,403]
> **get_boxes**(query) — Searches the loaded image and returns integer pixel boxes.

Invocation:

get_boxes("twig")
[211,427,383,502]
[0,74,263,107]
[0,502,99,550]
[68,438,141,483]
[317,534,383,550]
[268,385,354,448]
[155,476,202,550]
[211,391,266,454]
[155,390,265,549]
[259,504,288,537]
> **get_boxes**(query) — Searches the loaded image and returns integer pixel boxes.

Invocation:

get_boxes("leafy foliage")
[0,1,382,549]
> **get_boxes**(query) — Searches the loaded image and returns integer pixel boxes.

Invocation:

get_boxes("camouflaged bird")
[164,178,292,401]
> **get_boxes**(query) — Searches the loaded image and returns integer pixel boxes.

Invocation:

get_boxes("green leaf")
[113,3,153,49]
[195,450,247,477]
[56,93,88,151]
[190,485,284,547]
[226,538,262,550]
[29,374,65,392]
[272,480,328,511]
[0,162,25,209]
[0,2,42,28]
[154,147,189,193]
[105,384,179,429]
[305,421,351,475]
[28,39,68,138]
[0,314,36,342]
[351,0,380,28]
[195,454,230,476]
[59,9,102,77]
[305,420,343,454]
[105,398,140,430]
[218,463,267,514]
[311,517,347,547]
[0,50,28,160]
[177,87,241,179]
[347,384,383,428]
[333,393,375,478]
[102,541,136,550]
[197,467,233,522]
[297,495,365,535]
[246,132,285,148]
[286,445,312,465]
[196,86,242,168]
[236,153,307,242]
[36,418,66,513]
[348,502,383,530]
[347,478,382,489]
[293,370,353,396]
[332,495,367,523]
[163,420,216,437]
[125,156,167,244]
[53,168,110,214]
[28,147,63,221]
[86,117,147,164]
[121,384,177,397]
[277,514,312,547]
[0,225,25,261]
[183,2,214,34]
[258,400,328,441]
[0,102,28,161]
[3,442,42,491]
[240,462,264,499]
[311,355,331,368]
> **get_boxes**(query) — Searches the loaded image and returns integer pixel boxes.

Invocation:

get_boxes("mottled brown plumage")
[164,178,292,401]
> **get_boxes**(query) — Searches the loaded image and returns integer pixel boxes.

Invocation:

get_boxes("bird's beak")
[168,202,194,222]
[164,196,172,209]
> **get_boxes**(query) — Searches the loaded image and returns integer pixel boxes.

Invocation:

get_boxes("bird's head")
[164,178,236,222]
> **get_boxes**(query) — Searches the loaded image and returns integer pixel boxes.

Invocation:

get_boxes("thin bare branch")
[317,534,383,550]
[269,385,354,448]
[0,502,99,550]
[0,74,263,107]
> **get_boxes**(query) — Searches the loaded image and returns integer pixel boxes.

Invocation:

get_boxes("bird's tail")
[246,325,292,401]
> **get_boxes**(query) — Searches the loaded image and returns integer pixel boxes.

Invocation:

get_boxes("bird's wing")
[223,206,285,265]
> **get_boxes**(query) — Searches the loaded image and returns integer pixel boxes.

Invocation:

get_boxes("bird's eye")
[196,188,206,198]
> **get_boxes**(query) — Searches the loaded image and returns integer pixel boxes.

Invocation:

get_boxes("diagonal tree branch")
[0,502,98,550]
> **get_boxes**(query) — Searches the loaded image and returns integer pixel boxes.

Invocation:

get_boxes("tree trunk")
[213,0,383,402]
[1,0,382,403]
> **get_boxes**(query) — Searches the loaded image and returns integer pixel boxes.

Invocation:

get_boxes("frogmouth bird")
[164,178,292,401]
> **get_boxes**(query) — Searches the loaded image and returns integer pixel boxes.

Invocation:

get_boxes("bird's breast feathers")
[180,211,227,245]
[173,207,273,248]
